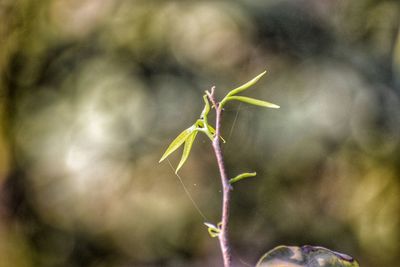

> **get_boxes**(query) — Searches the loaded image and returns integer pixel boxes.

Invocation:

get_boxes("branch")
[207,87,232,267]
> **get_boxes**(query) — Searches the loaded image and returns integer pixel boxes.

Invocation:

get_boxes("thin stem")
[207,88,232,267]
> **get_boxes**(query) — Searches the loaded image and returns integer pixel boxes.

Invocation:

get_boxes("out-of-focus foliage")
[0,0,399,266]
[257,245,359,267]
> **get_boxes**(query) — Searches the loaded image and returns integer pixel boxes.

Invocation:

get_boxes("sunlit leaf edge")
[159,127,194,163]
[227,96,280,108]
[229,172,257,184]
[227,70,267,97]
[176,131,198,173]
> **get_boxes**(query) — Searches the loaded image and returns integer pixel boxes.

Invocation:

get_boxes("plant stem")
[207,88,232,267]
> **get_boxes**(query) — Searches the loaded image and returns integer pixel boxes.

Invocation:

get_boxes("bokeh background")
[1,0,399,266]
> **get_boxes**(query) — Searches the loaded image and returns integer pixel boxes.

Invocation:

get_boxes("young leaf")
[208,124,215,134]
[229,172,257,184]
[204,222,221,238]
[175,131,198,173]
[226,70,267,97]
[203,222,217,229]
[226,96,280,108]
[200,94,210,118]
[207,125,226,143]
[159,126,194,163]
[195,119,204,128]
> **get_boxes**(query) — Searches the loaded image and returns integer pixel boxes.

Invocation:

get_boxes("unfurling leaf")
[227,70,267,97]
[159,126,194,163]
[227,96,280,108]
[204,222,221,238]
[229,172,257,184]
[176,131,198,173]
[256,245,359,267]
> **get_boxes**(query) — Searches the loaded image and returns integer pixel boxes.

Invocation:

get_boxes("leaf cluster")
[159,71,279,174]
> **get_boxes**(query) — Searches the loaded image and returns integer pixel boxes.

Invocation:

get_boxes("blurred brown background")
[1,0,399,266]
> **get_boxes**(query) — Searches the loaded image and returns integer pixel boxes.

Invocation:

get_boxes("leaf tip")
[159,155,167,163]
[271,103,280,109]
[175,163,183,174]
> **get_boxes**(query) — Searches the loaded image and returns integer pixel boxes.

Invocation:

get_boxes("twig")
[161,71,278,267]
[207,87,232,267]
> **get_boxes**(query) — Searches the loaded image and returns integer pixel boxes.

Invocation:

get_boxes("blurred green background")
[1,0,399,266]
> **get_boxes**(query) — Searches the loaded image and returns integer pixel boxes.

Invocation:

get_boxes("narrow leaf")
[207,125,226,143]
[159,127,194,163]
[229,172,257,184]
[227,96,280,108]
[175,131,198,173]
[208,125,215,134]
[227,70,267,97]
[200,94,210,118]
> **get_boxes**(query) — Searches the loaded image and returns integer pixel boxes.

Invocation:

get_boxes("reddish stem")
[207,88,232,267]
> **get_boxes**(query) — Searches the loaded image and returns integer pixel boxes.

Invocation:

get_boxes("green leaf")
[208,124,215,134]
[226,96,280,108]
[229,172,257,184]
[175,131,198,173]
[207,125,226,143]
[200,94,210,118]
[204,222,221,238]
[227,70,267,97]
[159,126,194,163]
